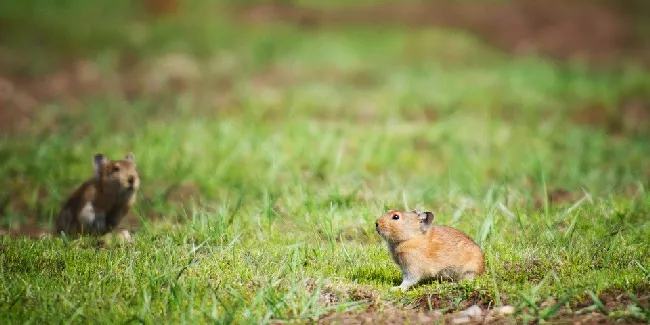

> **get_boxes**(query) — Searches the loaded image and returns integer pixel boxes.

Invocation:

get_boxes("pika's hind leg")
[54,208,74,235]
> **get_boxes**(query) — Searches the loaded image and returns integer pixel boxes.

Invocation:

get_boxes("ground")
[1,0,649,324]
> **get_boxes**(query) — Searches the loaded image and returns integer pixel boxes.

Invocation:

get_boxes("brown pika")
[375,209,485,291]
[53,153,140,238]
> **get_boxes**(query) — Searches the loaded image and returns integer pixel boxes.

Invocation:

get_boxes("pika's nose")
[375,221,379,229]
[127,176,135,185]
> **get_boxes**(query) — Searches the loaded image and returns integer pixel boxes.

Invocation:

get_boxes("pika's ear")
[93,153,108,177]
[125,153,135,163]
[418,211,435,232]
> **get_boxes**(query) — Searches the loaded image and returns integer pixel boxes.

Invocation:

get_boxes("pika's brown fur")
[375,209,485,291]
[53,153,140,237]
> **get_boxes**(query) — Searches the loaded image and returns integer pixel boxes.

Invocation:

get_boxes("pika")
[375,209,485,291]
[53,153,140,238]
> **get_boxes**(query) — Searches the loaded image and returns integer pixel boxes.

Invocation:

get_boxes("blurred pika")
[375,209,485,291]
[53,153,140,239]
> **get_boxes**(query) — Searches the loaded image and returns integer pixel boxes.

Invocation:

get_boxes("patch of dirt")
[567,288,650,324]
[318,305,444,325]
[230,0,650,66]
[534,188,584,210]
[546,189,581,206]
[0,51,233,136]
[303,279,382,308]
[319,288,650,325]
[575,288,650,312]
[0,182,54,237]
[572,104,616,130]
[0,51,386,137]
[572,98,650,136]
[0,78,34,134]
[414,289,495,312]
[0,223,49,239]
[314,279,650,324]
[621,184,643,198]
[142,0,180,17]
[319,303,520,325]
[555,313,614,325]
[0,59,105,134]
[600,291,649,313]
[311,279,508,325]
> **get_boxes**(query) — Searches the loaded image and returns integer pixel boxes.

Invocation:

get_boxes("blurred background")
[1,0,649,235]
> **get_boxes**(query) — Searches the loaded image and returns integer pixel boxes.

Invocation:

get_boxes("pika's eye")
[111,165,120,173]
[392,214,399,220]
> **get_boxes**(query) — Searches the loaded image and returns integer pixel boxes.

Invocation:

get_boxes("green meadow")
[1,0,649,323]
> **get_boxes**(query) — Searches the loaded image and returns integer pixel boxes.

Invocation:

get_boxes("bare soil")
[316,284,650,324]
[318,305,444,325]
[533,188,583,210]
[230,0,650,66]
[572,98,650,136]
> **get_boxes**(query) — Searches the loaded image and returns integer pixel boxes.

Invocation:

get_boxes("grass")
[1,0,650,323]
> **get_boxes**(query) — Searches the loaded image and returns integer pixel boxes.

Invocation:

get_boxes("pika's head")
[93,153,140,194]
[375,209,434,243]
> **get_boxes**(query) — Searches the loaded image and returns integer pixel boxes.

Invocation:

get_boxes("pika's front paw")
[115,229,133,245]
[97,230,133,247]
[116,230,133,245]
[390,285,410,292]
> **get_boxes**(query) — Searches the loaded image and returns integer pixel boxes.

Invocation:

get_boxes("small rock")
[417,314,432,323]
[540,297,556,308]
[452,316,471,324]
[460,305,483,317]
[496,305,515,315]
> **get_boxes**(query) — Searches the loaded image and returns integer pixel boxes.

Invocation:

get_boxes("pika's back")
[426,225,485,274]
[427,225,479,246]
